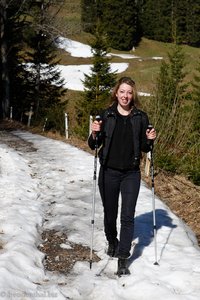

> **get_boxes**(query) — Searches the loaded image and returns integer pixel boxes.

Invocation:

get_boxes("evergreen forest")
[0,0,200,185]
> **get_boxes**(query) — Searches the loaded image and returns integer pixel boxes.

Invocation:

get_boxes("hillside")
[55,0,200,144]
[2,1,200,249]
[55,0,200,94]
[38,2,200,246]
[1,120,200,249]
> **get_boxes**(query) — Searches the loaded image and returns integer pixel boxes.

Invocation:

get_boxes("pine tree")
[0,0,28,119]
[76,27,117,139]
[0,0,66,123]
[186,60,200,184]
[140,0,200,46]
[81,0,97,33]
[192,60,200,132]
[148,45,190,173]
[22,0,66,123]
[101,0,141,50]
[81,0,142,50]
[166,57,200,185]
[141,0,172,42]
[184,0,200,46]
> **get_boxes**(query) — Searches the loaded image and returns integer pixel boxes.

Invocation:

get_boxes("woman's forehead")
[118,83,133,90]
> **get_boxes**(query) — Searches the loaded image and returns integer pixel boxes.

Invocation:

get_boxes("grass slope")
[54,0,200,136]
[56,0,199,93]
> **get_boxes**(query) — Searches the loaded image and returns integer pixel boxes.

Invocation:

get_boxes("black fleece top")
[88,103,151,169]
[106,112,134,170]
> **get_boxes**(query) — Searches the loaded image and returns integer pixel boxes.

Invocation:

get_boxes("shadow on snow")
[128,208,177,265]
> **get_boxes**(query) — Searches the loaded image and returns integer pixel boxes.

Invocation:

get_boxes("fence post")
[89,115,93,135]
[10,107,13,120]
[65,113,69,139]
[145,151,151,177]
[43,118,48,132]
[27,106,33,127]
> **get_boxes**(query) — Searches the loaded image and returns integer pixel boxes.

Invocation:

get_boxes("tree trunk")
[0,1,10,119]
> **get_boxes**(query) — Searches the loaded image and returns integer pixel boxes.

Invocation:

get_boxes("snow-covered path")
[0,130,200,300]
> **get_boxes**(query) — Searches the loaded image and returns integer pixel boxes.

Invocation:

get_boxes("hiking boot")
[107,239,119,257]
[116,258,130,276]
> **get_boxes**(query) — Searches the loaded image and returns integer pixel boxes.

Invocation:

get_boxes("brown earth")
[0,120,199,274]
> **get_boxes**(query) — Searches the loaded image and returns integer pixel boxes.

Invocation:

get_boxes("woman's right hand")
[91,120,102,139]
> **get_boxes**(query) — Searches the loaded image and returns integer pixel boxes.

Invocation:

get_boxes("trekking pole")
[89,117,101,269]
[149,138,159,266]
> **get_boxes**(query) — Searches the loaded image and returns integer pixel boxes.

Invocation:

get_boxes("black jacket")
[88,103,152,168]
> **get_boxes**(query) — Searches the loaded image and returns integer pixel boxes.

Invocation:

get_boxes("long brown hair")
[110,77,140,108]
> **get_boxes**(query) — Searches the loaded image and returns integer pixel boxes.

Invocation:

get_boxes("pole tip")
[154,261,159,266]
[89,261,92,269]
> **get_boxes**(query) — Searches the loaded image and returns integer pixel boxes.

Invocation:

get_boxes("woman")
[88,77,156,276]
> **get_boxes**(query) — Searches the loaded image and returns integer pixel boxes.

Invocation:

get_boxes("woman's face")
[116,83,133,109]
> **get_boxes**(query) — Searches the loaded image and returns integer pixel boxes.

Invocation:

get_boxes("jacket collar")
[109,103,141,117]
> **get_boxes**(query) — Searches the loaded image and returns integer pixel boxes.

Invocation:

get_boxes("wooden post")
[43,118,48,132]
[65,113,69,139]
[89,115,93,135]
[27,106,33,127]
[145,151,151,177]
[10,106,13,120]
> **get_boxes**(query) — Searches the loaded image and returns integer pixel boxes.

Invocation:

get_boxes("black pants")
[98,166,141,258]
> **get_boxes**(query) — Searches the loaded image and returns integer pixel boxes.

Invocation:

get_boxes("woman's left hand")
[146,127,156,140]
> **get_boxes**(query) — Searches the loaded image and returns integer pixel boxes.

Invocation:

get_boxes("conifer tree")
[75,27,116,139]
[147,45,190,173]
[0,0,28,119]
[186,60,200,184]
[140,0,200,46]
[178,0,200,46]
[0,0,66,123]
[101,0,141,50]
[81,0,97,33]
[188,2,200,47]
[141,0,172,42]
[81,0,142,50]
[192,61,200,132]
[22,0,66,123]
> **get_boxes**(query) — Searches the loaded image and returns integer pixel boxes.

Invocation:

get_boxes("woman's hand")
[146,127,156,140]
[91,120,102,139]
